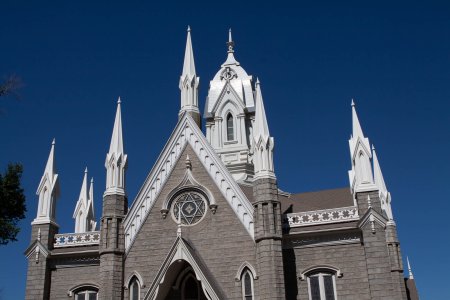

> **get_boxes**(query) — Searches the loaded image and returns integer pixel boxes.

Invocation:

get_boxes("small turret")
[179,26,200,126]
[105,97,127,196]
[73,168,96,232]
[33,138,60,226]
[253,79,275,179]
[348,100,376,193]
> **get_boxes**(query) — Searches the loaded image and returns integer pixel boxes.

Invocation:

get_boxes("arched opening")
[155,261,208,300]
[226,113,234,141]
[241,269,254,300]
[40,187,48,216]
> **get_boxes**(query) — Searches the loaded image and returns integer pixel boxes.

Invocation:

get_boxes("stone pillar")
[25,223,58,300]
[356,191,407,300]
[99,193,127,300]
[253,177,285,300]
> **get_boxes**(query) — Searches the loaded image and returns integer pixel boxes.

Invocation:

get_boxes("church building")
[24,28,419,300]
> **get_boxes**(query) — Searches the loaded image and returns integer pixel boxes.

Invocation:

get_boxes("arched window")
[40,187,48,216]
[130,277,140,300]
[74,289,98,300]
[307,271,337,300]
[241,269,254,300]
[226,113,234,141]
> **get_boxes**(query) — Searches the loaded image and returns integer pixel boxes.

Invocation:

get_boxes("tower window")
[307,272,336,300]
[130,277,140,300]
[226,113,234,141]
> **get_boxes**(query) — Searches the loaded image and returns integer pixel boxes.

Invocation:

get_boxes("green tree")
[0,163,26,245]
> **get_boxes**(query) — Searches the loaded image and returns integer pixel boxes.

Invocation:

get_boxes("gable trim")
[124,114,254,252]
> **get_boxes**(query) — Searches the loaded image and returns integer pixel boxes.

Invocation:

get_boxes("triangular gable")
[144,237,225,300]
[124,113,254,251]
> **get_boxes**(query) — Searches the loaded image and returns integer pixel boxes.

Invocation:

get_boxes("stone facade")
[24,29,418,300]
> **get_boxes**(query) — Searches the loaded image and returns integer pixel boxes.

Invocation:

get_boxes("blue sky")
[1,1,449,299]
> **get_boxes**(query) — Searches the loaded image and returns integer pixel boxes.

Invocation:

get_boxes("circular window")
[172,191,207,226]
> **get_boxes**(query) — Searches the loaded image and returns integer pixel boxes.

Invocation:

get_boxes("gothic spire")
[254,78,270,143]
[407,257,414,279]
[182,26,196,77]
[105,98,128,196]
[372,145,394,220]
[89,177,94,216]
[33,139,60,225]
[109,97,124,156]
[348,100,375,193]
[253,79,275,179]
[179,26,200,125]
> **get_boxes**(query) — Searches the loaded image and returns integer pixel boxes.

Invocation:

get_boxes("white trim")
[125,271,145,289]
[124,114,254,252]
[235,262,258,281]
[67,283,99,296]
[300,265,343,280]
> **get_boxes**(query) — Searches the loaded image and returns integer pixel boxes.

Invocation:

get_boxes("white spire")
[373,145,394,220]
[33,139,60,226]
[223,28,239,66]
[179,26,200,123]
[182,26,196,77]
[73,169,96,232]
[109,97,124,155]
[253,79,275,179]
[407,256,414,279]
[254,78,270,143]
[105,98,128,196]
[348,100,375,193]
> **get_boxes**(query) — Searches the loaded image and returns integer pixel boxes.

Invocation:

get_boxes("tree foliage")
[0,163,26,245]
[0,74,23,99]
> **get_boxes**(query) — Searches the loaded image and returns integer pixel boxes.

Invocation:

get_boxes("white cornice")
[124,114,254,251]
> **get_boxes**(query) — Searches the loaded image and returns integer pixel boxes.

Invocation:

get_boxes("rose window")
[172,191,206,225]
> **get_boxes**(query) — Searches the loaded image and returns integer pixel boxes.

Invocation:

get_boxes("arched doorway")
[160,261,208,300]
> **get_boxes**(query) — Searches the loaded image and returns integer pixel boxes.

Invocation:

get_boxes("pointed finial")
[351,98,355,107]
[367,195,372,208]
[37,228,41,241]
[227,28,235,53]
[52,138,56,145]
[91,177,94,184]
[372,144,375,151]
[117,96,121,104]
[84,167,88,174]
[256,77,260,85]
[185,155,192,170]
[187,25,191,32]
[407,256,414,279]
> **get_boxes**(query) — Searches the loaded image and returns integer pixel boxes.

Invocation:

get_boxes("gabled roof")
[124,113,254,251]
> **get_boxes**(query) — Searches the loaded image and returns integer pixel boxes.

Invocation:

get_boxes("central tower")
[204,30,256,182]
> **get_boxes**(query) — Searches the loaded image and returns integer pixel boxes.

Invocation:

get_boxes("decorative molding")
[235,261,258,282]
[124,114,254,252]
[67,283,99,296]
[357,208,387,232]
[285,206,359,228]
[299,265,343,280]
[285,232,361,249]
[54,231,100,248]
[124,270,146,289]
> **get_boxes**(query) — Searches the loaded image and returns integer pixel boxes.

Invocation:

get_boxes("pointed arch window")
[129,277,140,300]
[226,113,234,141]
[241,269,254,300]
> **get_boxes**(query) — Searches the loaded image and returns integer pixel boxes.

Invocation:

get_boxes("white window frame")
[74,289,98,300]
[306,271,337,300]
[241,269,254,300]
[129,277,140,300]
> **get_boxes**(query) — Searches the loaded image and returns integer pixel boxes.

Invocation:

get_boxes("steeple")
[73,168,96,232]
[373,145,394,221]
[33,139,60,226]
[105,98,128,196]
[253,79,275,179]
[179,26,200,126]
[348,100,375,193]
[407,257,414,279]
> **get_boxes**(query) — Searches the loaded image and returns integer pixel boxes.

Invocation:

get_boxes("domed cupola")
[204,30,257,182]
